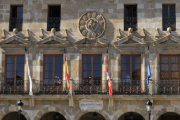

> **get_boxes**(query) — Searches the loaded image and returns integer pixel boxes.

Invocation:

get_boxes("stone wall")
[0,0,180,120]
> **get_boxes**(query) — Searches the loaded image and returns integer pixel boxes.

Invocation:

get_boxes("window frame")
[124,4,137,31]
[162,4,176,31]
[43,54,63,86]
[47,5,61,31]
[9,5,23,31]
[5,55,25,86]
[82,54,102,80]
[121,54,141,83]
[160,54,180,80]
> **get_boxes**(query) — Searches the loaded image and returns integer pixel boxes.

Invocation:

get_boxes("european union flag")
[146,55,151,89]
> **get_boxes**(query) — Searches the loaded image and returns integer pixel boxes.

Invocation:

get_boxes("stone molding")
[153,33,180,46]
[36,29,70,48]
[0,31,31,48]
[114,28,146,48]
[75,38,109,48]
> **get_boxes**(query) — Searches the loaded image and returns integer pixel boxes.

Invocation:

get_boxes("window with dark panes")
[83,55,101,85]
[160,55,179,80]
[163,5,176,31]
[9,6,23,31]
[44,55,63,86]
[5,55,24,86]
[121,55,141,83]
[124,5,137,31]
[47,5,61,31]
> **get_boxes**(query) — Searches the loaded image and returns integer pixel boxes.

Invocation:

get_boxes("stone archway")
[118,112,145,120]
[0,108,31,120]
[152,107,180,120]
[74,111,111,120]
[79,112,105,120]
[112,108,147,120]
[34,106,71,120]
[157,112,180,120]
[40,112,66,120]
[2,112,27,120]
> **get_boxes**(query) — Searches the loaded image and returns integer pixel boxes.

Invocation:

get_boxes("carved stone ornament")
[78,11,106,39]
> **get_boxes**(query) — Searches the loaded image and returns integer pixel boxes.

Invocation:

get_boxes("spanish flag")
[65,55,70,91]
[106,55,112,96]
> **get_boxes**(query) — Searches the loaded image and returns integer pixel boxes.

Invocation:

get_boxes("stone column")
[0,50,4,92]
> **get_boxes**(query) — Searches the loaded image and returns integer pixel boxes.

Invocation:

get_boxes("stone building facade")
[0,0,180,120]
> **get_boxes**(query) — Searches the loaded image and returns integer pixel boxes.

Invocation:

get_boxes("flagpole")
[25,48,33,95]
[64,48,71,94]
[147,45,151,94]
[106,47,112,96]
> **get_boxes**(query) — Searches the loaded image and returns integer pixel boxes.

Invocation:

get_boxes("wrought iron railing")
[163,17,176,31]
[124,17,137,31]
[73,80,107,94]
[73,80,148,95]
[152,80,180,95]
[9,18,23,31]
[0,80,29,94]
[33,80,68,95]
[47,17,60,31]
[0,79,179,95]
[112,80,148,95]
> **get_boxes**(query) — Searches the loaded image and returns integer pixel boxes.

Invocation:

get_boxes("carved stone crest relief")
[78,11,106,39]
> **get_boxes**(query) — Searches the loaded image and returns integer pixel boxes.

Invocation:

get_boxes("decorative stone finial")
[51,28,56,36]
[128,28,133,36]
[13,28,18,35]
[63,29,67,39]
[1,29,5,39]
[155,28,159,40]
[141,28,145,38]
[39,29,43,39]
[25,29,29,39]
[167,27,171,35]
[116,28,121,39]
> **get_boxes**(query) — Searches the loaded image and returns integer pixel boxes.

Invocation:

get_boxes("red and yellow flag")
[106,55,112,96]
[65,55,70,91]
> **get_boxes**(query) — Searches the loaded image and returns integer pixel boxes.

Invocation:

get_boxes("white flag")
[25,48,33,95]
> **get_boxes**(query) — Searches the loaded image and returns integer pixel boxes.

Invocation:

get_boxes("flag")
[25,48,33,95]
[65,55,70,91]
[146,55,151,89]
[106,55,112,96]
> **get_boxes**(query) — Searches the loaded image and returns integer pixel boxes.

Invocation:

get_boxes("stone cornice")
[113,29,146,48]
[0,34,31,48]
[75,38,109,48]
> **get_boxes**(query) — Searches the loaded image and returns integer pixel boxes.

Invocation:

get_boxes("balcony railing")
[112,80,148,95]
[163,17,176,31]
[0,80,29,94]
[152,80,180,95]
[124,17,137,31]
[0,79,179,95]
[33,80,68,95]
[47,17,60,31]
[9,18,23,31]
[73,80,148,95]
[73,80,106,94]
